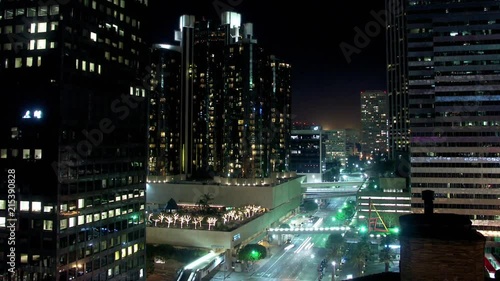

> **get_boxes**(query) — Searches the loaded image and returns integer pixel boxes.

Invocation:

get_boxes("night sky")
[148,0,386,130]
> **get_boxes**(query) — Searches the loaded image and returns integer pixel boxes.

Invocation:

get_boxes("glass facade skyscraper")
[407,0,500,243]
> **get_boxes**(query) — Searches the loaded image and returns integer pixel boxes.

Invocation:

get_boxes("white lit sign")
[22,110,42,119]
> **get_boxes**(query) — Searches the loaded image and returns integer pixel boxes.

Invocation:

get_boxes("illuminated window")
[114,251,120,261]
[37,39,46,50]
[23,149,30,159]
[90,62,95,72]
[34,149,42,159]
[86,214,92,223]
[108,209,114,218]
[115,208,121,216]
[69,217,76,227]
[82,60,86,71]
[29,40,35,50]
[16,8,24,16]
[38,6,48,16]
[38,22,47,33]
[5,9,13,19]
[0,200,5,210]
[93,213,100,221]
[26,57,33,67]
[60,219,68,230]
[50,22,58,31]
[50,5,59,15]
[0,217,5,227]
[78,215,84,225]
[32,202,41,212]
[1,149,6,159]
[90,32,97,42]
[20,254,28,263]
[20,201,29,211]
[101,211,107,220]
[30,23,36,33]
[15,58,22,68]
[44,205,53,213]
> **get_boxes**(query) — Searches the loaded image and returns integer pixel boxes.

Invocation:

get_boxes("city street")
[211,192,400,281]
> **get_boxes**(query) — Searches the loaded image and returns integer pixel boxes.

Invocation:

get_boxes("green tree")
[238,244,267,261]
[380,213,400,228]
[349,235,371,276]
[302,200,319,212]
[324,233,346,264]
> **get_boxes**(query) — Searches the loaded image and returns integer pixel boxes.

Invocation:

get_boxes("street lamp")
[331,261,336,281]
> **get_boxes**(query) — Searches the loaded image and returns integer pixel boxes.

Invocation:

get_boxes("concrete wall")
[146,196,301,250]
[146,176,304,210]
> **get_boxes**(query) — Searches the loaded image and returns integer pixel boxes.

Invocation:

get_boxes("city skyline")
[148,0,387,130]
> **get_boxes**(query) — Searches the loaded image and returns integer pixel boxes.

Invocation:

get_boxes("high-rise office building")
[386,0,410,161]
[0,1,149,280]
[324,130,348,167]
[151,12,292,180]
[148,44,181,177]
[407,0,500,243]
[290,124,326,182]
[360,90,388,158]
[345,128,361,156]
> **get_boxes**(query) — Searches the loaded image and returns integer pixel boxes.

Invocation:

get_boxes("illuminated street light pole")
[331,261,336,281]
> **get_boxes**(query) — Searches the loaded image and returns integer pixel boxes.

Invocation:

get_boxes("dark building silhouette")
[148,44,181,176]
[386,0,410,161]
[148,12,292,180]
[0,1,150,280]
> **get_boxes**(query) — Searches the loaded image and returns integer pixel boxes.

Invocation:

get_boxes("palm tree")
[350,246,367,276]
[325,233,346,265]
[198,193,214,213]
[349,235,371,276]
[379,247,394,272]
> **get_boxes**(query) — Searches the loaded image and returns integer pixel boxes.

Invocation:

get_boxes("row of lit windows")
[60,209,142,230]
[60,193,144,212]
[1,148,42,159]
[82,0,143,28]
[1,21,58,34]
[2,5,59,19]
[0,217,53,230]
[0,200,53,212]
[3,53,44,68]
[75,58,102,74]
[2,40,57,53]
